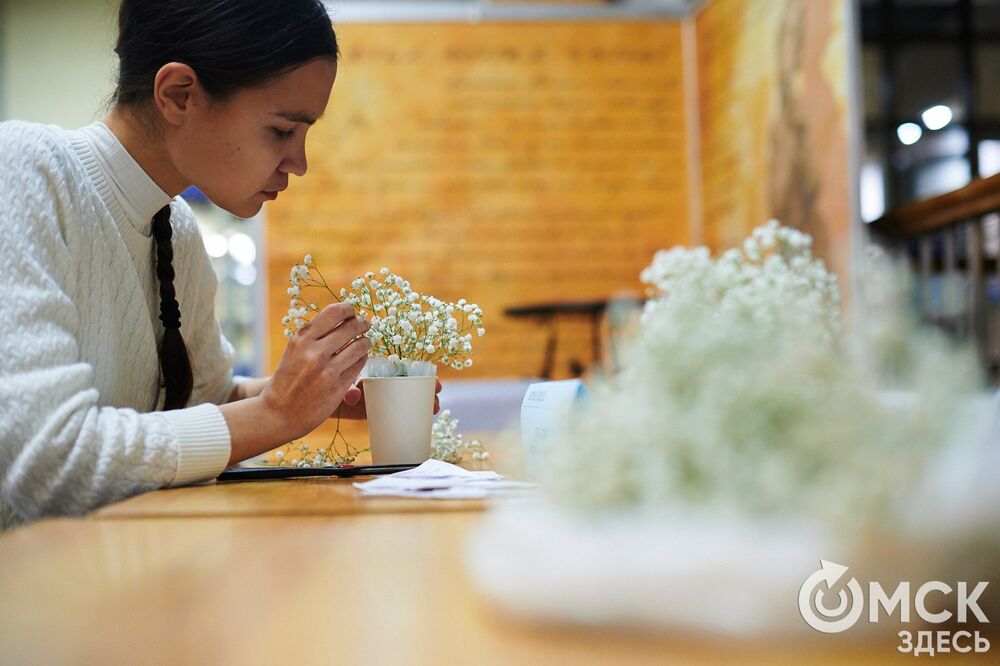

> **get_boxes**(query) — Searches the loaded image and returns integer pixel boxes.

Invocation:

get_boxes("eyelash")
[273,128,295,140]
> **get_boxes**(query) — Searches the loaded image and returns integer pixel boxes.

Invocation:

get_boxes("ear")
[152,62,203,127]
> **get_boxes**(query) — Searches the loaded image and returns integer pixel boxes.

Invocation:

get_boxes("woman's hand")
[334,378,443,420]
[257,303,372,440]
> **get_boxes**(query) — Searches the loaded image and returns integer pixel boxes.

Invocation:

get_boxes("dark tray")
[217,463,419,482]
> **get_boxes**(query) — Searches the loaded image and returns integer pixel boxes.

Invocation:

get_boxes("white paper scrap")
[389,458,502,480]
[353,459,534,499]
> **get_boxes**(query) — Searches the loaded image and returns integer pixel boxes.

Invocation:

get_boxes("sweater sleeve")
[0,123,230,521]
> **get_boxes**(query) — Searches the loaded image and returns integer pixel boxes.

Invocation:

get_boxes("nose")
[279,141,308,177]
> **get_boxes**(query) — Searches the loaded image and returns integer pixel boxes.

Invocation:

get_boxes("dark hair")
[114,0,338,410]
[114,0,339,106]
[152,206,192,410]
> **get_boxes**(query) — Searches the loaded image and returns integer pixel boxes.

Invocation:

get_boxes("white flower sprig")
[430,409,488,464]
[283,258,486,371]
[267,409,489,467]
[272,436,368,467]
[282,254,320,336]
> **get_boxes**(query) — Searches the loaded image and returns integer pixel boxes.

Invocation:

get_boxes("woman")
[0,0,436,530]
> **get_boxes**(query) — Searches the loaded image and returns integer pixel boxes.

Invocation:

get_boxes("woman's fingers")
[342,384,362,406]
[300,302,356,340]
[329,336,371,376]
[301,308,370,359]
[261,305,377,441]
[339,353,370,391]
[327,317,370,356]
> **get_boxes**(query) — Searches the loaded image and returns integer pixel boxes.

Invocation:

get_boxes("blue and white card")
[520,379,586,481]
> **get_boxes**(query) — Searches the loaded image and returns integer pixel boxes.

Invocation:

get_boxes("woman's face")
[168,58,337,218]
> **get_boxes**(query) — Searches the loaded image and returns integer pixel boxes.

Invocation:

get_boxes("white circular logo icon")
[798,560,864,634]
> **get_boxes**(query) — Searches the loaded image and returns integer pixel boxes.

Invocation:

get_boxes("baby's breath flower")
[430,409,489,464]
[279,259,485,371]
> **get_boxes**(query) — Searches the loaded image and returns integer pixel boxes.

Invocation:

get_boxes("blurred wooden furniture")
[504,296,643,378]
[869,173,1000,379]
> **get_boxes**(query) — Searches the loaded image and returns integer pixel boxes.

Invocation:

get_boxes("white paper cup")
[363,375,437,464]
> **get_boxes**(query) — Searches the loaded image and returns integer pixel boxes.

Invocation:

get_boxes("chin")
[220,200,264,220]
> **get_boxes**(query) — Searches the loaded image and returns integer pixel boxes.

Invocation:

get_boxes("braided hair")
[151,205,192,410]
[112,1,338,409]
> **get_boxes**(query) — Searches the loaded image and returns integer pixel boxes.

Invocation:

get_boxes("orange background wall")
[264,3,853,384]
[265,22,691,380]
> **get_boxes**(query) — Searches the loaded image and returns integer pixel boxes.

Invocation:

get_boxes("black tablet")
[216,463,419,481]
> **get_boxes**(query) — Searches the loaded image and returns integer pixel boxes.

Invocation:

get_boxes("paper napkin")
[353,459,534,499]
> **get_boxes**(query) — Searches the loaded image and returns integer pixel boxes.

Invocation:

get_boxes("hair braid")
[152,205,193,410]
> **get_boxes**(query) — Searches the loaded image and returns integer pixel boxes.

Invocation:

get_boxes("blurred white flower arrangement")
[431,409,489,464]
[466,222,995,637]
[639,219,840,339]
[282,257,485,375]
[543,221,979,529]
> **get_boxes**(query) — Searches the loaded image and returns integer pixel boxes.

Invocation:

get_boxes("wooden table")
[0,451,989,663]
[91,431,519,521]
[0,509,926,666]
[91,474,488,520]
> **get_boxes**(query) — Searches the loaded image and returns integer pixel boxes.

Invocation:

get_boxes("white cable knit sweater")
[0,120,235,530]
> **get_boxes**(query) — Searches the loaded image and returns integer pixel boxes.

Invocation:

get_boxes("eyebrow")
[275,111,322,125]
